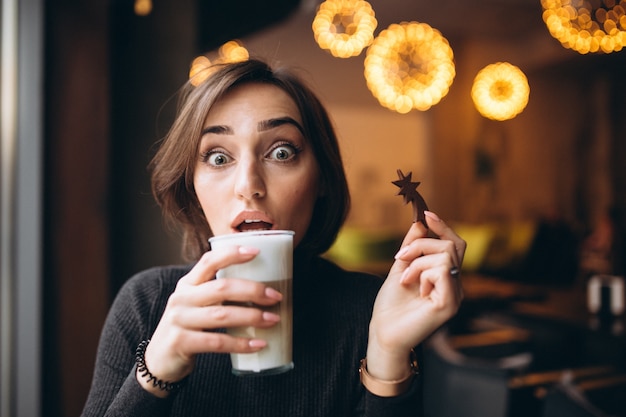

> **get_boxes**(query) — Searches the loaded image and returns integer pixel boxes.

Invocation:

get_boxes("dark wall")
[44,1,111,416]
[108,0,196,297]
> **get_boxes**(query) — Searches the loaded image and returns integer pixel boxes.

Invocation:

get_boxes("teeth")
[238,219,272,232]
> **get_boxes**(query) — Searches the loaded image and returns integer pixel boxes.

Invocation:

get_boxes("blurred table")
[457,273,626,375]
[461,274,622,331]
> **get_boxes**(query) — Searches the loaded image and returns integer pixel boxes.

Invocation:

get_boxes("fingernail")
[394,246,409,259]
[238,246,260,256]
[424,211,441,222]
[249,339,267,348]
[265,287,283,300]
[262,312,281,322]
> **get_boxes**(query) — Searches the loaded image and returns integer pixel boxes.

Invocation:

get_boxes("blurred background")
[2,0,626,416]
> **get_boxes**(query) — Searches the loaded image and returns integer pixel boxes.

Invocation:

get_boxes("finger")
[424,211,467,264]
[178,330,270,355]
[395,238,458,266]
[418,265,453,299]
[178,246,260,286]
[168,304,282,330]
[399,252,451,285]
[388,222,430,276]
[406,264,463,318]
[398,253,464,307]
[169,278,283,308]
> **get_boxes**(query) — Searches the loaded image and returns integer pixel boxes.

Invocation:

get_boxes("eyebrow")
[200,117,305,136]
[258,117,305,135]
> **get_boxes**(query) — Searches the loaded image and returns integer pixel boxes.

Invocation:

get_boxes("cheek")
[194,174,222,224]
[289,189,316,212]
[195,195,212,224]
[285,180,319,226]
[194,177,209,212]
[197,199,229,235]
[289,170,319,206]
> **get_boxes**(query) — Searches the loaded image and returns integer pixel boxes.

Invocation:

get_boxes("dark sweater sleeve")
[364,376,423,417]
[101,368,174,417]
[80,267,183,417]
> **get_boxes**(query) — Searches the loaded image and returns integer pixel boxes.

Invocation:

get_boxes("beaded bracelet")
[135,340,186,393]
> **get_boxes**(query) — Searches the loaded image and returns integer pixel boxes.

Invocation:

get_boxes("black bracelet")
[135,340,186,393]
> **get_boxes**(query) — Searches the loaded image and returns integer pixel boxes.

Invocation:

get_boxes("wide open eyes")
[266,142,301,162]
[201,149,232,166]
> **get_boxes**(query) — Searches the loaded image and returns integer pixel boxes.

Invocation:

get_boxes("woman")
[81,58,466,416]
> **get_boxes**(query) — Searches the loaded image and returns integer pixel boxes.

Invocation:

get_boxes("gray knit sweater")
[81,257,422,416]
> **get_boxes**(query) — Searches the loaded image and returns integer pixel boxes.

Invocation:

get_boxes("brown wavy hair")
[149,59,350,261]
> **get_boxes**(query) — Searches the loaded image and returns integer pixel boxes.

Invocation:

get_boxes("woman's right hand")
[137,245,283,397]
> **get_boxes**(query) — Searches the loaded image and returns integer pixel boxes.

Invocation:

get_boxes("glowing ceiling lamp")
[312,0,377,58]
[134,0,152,16]
[364,22,455,114]
[541,0,626,54]
[471,62,530,121]
[189,40,250,86]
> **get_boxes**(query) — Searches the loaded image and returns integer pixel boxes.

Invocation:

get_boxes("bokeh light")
[364,22,455,113]
[471,62,530,121]
[312,0,377,58]
[189,40,250,86]
[542,0,626,54]
[134,0,152,16]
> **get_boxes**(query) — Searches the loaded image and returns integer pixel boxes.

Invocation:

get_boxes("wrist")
[359,348,419,397]
[135,340,187,398]
[365,336,413,380]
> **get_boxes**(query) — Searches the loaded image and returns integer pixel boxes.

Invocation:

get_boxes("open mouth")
[237,219,273,232]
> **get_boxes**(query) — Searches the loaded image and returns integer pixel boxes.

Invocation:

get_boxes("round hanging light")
[364,22,455,113]
[312,0,377,58]
[471,62,530,121]
[134,0,152,16]
[541,0,626,54]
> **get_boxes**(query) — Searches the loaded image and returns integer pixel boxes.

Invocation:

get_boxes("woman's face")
[194,83,320,248]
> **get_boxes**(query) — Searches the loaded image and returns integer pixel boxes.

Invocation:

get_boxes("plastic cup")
[209,230,294,376]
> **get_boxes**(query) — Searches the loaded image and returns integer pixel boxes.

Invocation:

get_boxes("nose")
[234,157,266,200]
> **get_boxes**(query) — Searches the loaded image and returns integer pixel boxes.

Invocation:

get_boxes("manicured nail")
[249,339,267,348]
[238,246,260,256]
[394,246,409,259]
[262,312,281,322]
[424,211,441,222]
[265,287,283,300]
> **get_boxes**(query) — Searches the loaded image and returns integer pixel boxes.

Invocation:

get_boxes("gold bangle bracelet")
[359,349,419,397]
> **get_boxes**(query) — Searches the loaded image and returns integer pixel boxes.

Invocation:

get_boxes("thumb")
[388,221,429,276]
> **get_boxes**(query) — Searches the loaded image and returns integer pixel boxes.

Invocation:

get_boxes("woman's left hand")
[366,211,466,381]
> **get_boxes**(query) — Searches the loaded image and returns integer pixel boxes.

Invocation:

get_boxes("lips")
[232,211,275,232]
